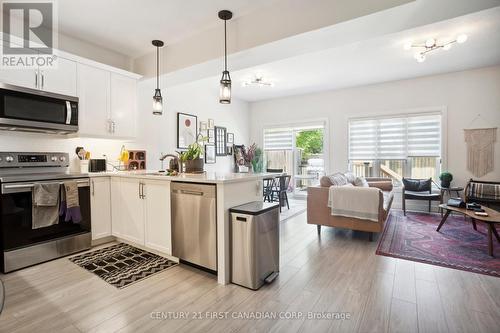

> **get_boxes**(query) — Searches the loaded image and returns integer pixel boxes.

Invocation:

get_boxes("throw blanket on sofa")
[327,186,380,222]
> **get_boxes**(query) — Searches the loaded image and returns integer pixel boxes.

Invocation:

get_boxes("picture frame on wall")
[227,132,234,144]
[204,144,216,164]
[215,126,227,156]
[208,119,215,129]
[200,121,208,131]
[177,113,198,149]
[226,145,233,155]
[207,129,215,143]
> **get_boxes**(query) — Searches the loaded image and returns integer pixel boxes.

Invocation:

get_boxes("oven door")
[0,179,90,251]
[0,83,78,133]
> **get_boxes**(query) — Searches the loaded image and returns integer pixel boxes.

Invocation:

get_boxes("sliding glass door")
[263,123,326,198]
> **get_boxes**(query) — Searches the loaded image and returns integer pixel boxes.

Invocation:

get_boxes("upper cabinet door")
[110,73,137,138]
[40,56,77,96]
[77,63,111,137]
[0,41,38,89]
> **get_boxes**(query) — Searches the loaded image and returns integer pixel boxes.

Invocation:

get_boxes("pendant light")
[218,10,232,104]
[152,40,164,115]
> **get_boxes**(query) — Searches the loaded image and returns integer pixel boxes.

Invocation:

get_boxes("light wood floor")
[1,211,499,333]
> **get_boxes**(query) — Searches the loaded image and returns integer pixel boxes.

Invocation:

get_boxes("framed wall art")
[215,126,227,156]
[208,119,215,129]
[177,113,198,149]
[205,144,216,164]
[227,132,234,144]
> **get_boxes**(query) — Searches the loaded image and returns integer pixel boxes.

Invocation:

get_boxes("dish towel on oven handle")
[59,181,82,223]
[32,183,60,229]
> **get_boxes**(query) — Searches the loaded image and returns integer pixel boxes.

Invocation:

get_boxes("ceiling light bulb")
[425,38,436,48]
[443,43,452,51]
[456,34,468,44]
[415,53,426,63]
[403,41,413,50]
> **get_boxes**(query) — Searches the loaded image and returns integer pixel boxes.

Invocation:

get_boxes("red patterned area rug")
[376,211,500,277]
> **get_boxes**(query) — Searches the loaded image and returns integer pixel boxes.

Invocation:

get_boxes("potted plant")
[439,171,453,188]
[251,147,264,173]
[179,142,204,173]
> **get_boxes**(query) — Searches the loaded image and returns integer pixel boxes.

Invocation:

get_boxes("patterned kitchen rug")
[377,211,500,278]
[69,243,178,288]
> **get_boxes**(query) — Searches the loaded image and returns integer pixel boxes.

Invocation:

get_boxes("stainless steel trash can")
[230,201,280,290]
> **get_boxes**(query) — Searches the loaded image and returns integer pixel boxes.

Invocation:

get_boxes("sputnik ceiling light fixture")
[242,76,275,87]
[404,34,468,63]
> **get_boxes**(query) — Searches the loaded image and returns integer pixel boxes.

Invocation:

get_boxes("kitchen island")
[89,171,279,285]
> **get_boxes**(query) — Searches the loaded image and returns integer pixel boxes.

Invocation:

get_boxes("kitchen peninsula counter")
[88,170,280,285]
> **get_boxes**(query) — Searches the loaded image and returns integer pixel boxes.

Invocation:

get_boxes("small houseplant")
[179,142,204,173]
[439,171,453,188]
[251,147,264,173]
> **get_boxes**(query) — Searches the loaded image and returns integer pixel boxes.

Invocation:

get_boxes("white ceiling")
[229,7,500,102]
[56,0,273,58]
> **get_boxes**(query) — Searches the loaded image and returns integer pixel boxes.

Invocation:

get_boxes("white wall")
[249,65,500,187]
[136,77,250,172]
[0,77,250,174]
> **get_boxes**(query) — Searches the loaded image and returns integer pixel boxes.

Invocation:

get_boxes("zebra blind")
[263,128,294,150]
[349,113,441,160]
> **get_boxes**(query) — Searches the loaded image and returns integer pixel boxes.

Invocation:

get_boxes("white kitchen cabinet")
[0,40,38,89]
[40,56,77,96]
[77,63,111,137]
[109,177,171,255]
[0,41,76,96]
[77,65,137,138]
[144,180,172,255]
[119,178,145,245]
[90,177,112,240]
[111,177,123,238]
[110,73,136,137]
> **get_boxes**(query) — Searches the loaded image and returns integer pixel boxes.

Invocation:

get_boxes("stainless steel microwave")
[0,82,78,134]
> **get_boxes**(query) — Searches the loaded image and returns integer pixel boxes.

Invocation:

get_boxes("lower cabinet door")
[144,180,172,255]
[90,177,112,240]
[119,178,145,245]
[110,177,123,238]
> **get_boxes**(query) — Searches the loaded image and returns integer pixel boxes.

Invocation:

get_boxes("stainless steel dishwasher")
[171,182,217,271]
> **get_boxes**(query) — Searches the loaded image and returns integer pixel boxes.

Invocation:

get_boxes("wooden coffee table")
[437,204,500,256]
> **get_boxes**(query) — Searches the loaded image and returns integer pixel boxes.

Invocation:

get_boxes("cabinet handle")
[111,121,116,134]
[41,71,45,90]
[35,70,38,88]
[141,183,146,199]
[138,182,142,199]
[91,179,95,196]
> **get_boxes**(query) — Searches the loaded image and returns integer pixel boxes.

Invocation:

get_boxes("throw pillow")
[328,172,348,186]
[354,176,369,187]
[320,176,333,187]
[344,172,356,184]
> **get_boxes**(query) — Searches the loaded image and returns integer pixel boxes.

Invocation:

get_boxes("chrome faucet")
[159,153,180,172]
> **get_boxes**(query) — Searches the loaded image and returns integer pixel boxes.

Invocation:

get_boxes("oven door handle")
[1,179,90,194]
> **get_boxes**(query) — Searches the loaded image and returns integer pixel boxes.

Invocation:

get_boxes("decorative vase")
[440,180,451,188]
[184,158,204,173]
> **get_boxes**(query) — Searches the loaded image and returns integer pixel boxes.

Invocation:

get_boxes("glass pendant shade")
[153,88,163,115]
[219,70,231,104]
[152,39,164,115]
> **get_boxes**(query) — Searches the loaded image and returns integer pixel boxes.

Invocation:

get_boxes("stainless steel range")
[0,152,91,272]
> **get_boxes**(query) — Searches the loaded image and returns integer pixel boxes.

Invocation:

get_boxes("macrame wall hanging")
[463,115,497,177]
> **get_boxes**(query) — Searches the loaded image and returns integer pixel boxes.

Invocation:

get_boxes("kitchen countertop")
[89,170,282,184]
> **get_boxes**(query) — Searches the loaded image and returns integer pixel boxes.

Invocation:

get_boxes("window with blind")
[349,113,442,180]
